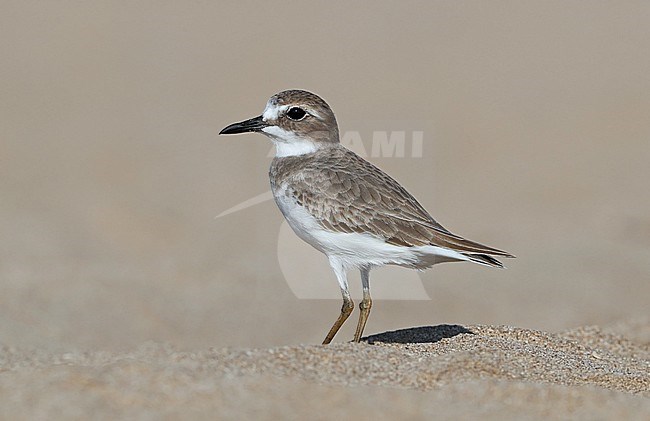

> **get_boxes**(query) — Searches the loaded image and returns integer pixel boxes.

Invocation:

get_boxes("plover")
[220,90,514,344]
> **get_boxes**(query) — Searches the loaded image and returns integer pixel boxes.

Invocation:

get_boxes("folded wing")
[279,147,514,262]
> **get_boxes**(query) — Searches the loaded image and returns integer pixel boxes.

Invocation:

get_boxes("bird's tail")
[462,253,506,268]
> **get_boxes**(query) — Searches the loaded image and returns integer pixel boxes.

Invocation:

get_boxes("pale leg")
[353,267,373,342]
[322,258,353,345]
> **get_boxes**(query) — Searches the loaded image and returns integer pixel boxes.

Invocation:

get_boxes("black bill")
[219,115,267,135]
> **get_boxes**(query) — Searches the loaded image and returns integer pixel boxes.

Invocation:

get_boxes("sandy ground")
[1,321,648,420]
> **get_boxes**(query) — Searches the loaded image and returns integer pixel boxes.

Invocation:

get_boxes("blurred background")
[1,1,649,351]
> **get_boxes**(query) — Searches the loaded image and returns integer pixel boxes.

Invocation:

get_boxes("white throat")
[273,140,319,157]
[262,125,319,157]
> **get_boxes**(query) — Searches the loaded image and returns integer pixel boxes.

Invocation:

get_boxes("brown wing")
[275,146,513,257]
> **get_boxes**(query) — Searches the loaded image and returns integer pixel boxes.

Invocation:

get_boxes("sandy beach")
[1,321,648,419]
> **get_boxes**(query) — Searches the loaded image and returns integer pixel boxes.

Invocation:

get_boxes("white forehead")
[262,102,290,121]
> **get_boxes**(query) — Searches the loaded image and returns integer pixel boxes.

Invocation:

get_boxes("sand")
[1,321,648,420]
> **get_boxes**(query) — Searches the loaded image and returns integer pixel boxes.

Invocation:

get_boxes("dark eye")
[286,107,307,121]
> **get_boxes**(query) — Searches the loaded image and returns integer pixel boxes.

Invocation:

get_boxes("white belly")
[272,186,467,270]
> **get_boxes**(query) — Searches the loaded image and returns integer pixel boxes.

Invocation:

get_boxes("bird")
[219,89,514,344]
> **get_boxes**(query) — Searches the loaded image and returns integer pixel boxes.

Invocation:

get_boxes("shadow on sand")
[362,324,474,344]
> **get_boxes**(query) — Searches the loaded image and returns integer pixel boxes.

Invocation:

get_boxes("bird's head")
[219,90,339,157]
